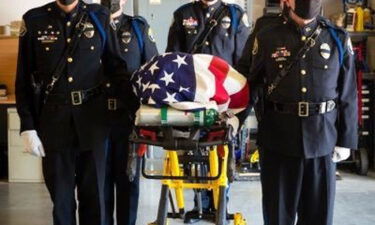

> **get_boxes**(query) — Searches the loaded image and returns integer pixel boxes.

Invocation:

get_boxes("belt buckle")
[298,102,309,117]
[327,100,336,112]
[71,91,83,105]
[108,98,117,111]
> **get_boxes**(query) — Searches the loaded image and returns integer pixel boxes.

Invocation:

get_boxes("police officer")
[16,1,126,225]
[244,0,358,224]
[166,0,250,65]
[166,0,250,222]
[101,1,158,225]
[236,12,282,124]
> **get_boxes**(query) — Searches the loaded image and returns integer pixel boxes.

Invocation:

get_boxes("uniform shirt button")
[283,21,287,25]
[67,21,71,27]
[301,36,307,41]
[124,48,128,52]
[91,46,95,50]
[301,87,307,93]
[324,65,329,69]
[301,70,307,75]
[45,47,50,51]
[67,38,71,43]
[67,57,73,63]
[206,13,210,18]
[68,77,73,83]
[205,41,210,46]
[225,33,229,37]
[47,8,52,12]
[279,64,283,69]
[302,54,306,59]
[106,83,111,88]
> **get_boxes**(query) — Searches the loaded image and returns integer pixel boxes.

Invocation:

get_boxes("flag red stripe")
[229,82,250,109]
[208,56,230,105]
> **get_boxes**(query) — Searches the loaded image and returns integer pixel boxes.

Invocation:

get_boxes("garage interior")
[0,0,375,225]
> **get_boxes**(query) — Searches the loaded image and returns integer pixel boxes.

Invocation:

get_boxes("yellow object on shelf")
[355,6,364,32]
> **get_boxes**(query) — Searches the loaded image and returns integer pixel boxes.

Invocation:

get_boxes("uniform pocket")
[312,61,340,89]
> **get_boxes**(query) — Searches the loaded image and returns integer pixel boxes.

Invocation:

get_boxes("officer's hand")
[20,130,46,157]
[332,146,351,163]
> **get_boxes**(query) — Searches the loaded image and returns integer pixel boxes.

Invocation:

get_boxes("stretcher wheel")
[355,148,369,176]
[156,185,170,225]
[215,186,227,225]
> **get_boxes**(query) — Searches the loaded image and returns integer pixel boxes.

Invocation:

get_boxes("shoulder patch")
[242,13,250,27]
[19,20,27,37]
[252,37,259,55]
[148,27,156,43]
[347,37,354,55]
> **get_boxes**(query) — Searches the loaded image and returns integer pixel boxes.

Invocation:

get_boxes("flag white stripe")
[192,55,216,103]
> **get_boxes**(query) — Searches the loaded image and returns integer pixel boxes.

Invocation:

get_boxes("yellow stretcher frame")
[148,145,247,225]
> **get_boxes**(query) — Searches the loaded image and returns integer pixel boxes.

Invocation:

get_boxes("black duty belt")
[107,98,127,111]
[47,85,103,106]
[267,100,337,117]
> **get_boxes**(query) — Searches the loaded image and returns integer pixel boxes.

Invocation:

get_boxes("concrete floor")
[0,172,374,225]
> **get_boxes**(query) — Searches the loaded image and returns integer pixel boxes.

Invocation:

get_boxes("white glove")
[227,116,239,140]
[332,146,351,163]
[20,130,45,157]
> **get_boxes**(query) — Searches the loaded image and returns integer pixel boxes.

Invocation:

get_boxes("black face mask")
[58,0,76,6]
[294,0,322,20]
[101,0,121,14]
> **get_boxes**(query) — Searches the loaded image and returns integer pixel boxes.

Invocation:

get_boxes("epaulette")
[23,3,51,20]
[319,17,347,36]
[226,3,244,14]
[256,14,284,24]
[133,16,147,25]
[86,3,110,16]
[175,2,195,13]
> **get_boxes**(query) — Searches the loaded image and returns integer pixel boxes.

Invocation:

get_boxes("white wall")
[0,0,134,26]
[0,0,51,25]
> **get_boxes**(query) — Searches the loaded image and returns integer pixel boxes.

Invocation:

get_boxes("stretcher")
[128,117,248,225]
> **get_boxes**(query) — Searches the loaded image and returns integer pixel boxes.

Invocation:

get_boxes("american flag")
[131,52,249,114]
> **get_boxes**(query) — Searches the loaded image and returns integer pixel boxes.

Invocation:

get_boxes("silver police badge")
[320,43,331,59]
[83,22,95,39]
[121,31,132,44]
[221,16,231,29]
